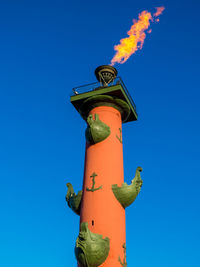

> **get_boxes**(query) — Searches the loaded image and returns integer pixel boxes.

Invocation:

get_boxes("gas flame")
[110,7,165,66]
[154,6,165,17]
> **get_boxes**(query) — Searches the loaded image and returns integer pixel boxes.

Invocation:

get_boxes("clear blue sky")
[0,0,200,266]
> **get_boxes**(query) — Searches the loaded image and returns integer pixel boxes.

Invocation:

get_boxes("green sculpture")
[118,243,127,267]
[75,222,110,267]
[116,127,122,143]
[86,172,103,192]
[112,167,143,208]
[66,183,82,215]
[85,113,111,144]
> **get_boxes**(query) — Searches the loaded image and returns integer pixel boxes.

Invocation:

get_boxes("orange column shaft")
[79,106,125,267]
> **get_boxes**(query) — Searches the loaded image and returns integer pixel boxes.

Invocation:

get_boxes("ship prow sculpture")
[112,166,143,208]
[66,65,143,267]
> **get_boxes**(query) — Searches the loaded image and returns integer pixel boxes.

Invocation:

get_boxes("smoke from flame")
[110,7,165,66]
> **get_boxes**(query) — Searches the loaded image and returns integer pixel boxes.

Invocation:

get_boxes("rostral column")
[66,65,143,267]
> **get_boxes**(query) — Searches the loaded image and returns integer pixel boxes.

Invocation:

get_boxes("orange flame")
[110,7,165,66]
[154,6,165,17]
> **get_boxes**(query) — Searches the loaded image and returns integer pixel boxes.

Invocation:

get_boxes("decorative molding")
[75,222,110,267]
[79,95,131,123]
[112,167,143,208]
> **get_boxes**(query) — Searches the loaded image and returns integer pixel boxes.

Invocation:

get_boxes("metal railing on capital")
[71,77,137,115]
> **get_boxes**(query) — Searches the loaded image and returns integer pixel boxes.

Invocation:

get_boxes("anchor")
[116,128,122,143]
[86,172,103,192]
[118,243,127,267]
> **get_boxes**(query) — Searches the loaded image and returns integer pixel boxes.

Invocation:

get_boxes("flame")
[110,7,165,66]
[154,7,165,17]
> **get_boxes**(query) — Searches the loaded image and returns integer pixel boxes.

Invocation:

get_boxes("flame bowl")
[95,65,118,86]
